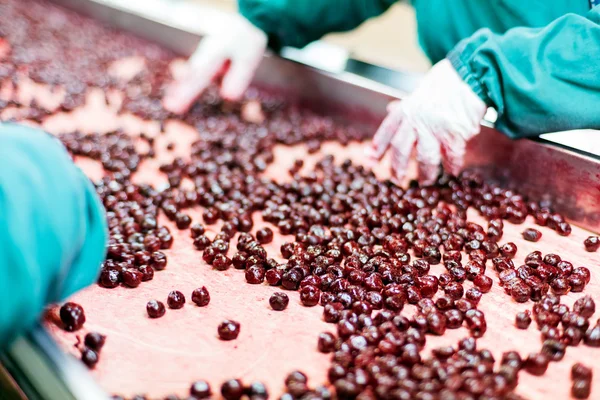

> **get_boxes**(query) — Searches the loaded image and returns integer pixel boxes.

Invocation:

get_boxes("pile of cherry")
[2,0,600,399]
[58,137,600,400]
[59,134,600,399]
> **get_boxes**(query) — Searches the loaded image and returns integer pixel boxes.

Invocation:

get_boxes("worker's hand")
[163,15,267,114]
[368,59,487,185]
[0,124,107,345]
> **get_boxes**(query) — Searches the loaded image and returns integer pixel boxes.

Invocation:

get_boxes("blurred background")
[190,0,431,73]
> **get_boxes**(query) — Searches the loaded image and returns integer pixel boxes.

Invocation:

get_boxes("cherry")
[146,300,166,318]
[218,320,241,340]
[59,302,86,332]
[192,287,211,307]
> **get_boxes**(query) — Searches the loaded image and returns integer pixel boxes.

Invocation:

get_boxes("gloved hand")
[368,59,487,185]
[0,124,107,346]
[163,14,267,114]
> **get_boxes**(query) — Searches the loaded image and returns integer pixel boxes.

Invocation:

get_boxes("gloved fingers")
[220,42,266,101]
[415,127,442,185]
[389,122,416,183]
[368,101,404,161]
[163,38,226,114]
[441,134,466,177]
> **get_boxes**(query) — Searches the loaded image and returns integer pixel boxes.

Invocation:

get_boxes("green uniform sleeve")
[448,7,600,138]
[238,0,398,49]
[0,124,107,347]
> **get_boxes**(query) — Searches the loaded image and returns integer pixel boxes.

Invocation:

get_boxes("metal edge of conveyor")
[47,0,413,99]
[0,362,27,400]
[0,324,108,400]
[464,125,600,232]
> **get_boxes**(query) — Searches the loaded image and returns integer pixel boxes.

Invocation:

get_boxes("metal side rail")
[0,325,108,400]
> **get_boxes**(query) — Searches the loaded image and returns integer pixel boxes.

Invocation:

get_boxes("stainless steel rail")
[45,0,408,136]
[465,126,600,231]
[0,325,108,400]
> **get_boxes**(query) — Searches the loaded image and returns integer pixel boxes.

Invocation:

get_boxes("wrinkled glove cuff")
[447,47,493,107]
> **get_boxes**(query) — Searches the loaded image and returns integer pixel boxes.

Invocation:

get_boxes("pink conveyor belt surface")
[6,68,600,400]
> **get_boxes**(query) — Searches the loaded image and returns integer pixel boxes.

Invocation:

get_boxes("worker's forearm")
[238,0,399,49]
[448,7,600,138]
[0,124,107,346]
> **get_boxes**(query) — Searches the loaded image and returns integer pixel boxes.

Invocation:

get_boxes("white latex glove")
[368,59,487,185]
[163,14,267,114]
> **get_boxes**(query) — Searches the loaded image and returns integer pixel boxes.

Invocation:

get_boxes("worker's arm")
[238,0,398,49]
[447,7,600,138]
[164,0,399,113]
[0,124,107,346]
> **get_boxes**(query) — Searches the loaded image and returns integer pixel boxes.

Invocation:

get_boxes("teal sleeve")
[0,124,107,347]
[238,0,398,49]
[448,7,600,138]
